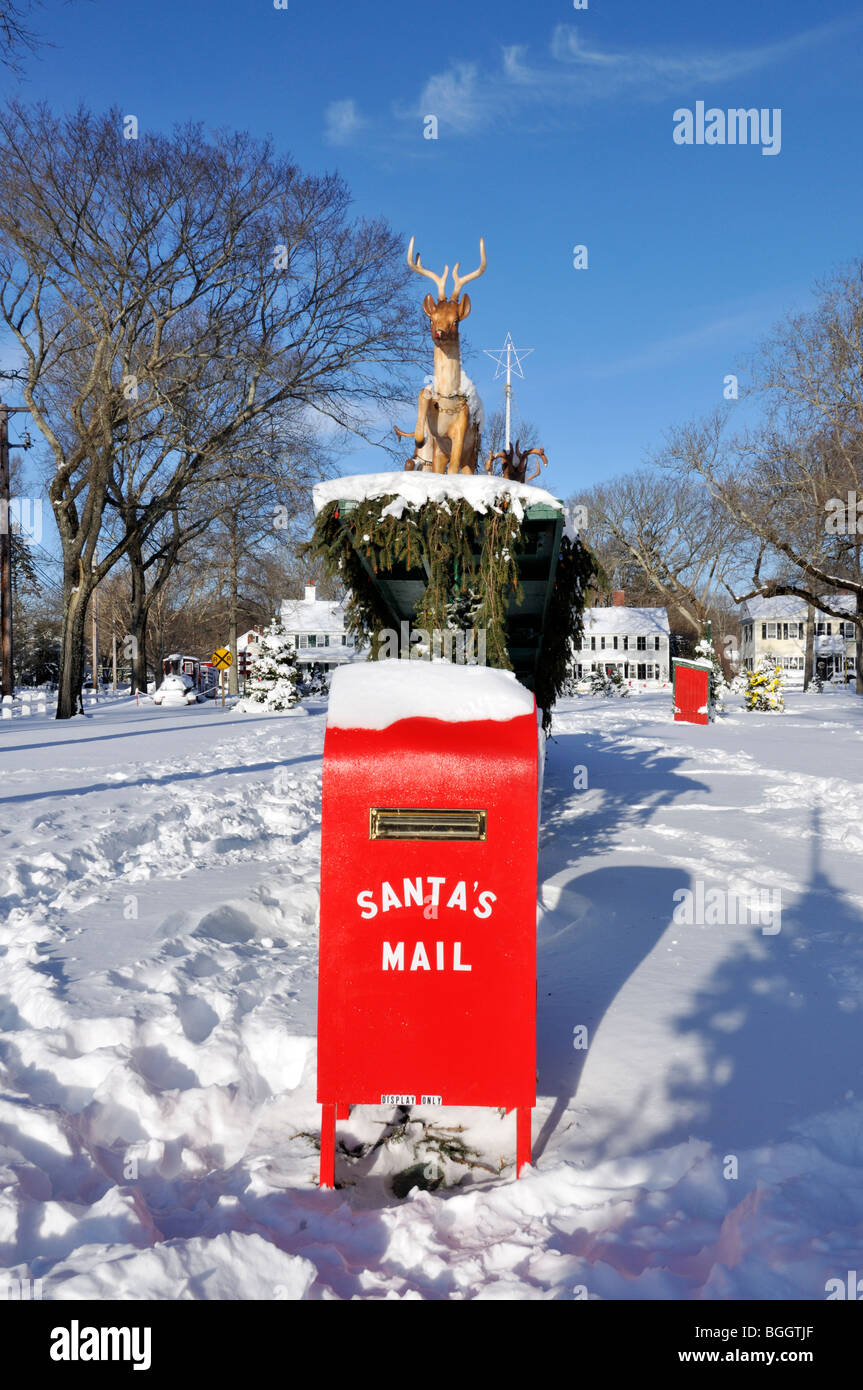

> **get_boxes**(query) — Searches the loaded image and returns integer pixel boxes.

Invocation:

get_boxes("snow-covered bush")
[590,667,629,698]
[301,664,330,698]
[744,658,785,712]
[693,637,729,715]
[237,616,300,712]
[590,668,614,697]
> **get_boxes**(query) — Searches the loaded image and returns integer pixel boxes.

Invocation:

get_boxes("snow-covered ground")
[1,688,862,1300]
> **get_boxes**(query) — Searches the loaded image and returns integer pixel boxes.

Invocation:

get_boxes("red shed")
[673,657,712,725]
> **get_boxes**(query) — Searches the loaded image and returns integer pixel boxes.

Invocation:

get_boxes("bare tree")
[658,264,863,695]
[0,102,421,715]
[571,469,744,637]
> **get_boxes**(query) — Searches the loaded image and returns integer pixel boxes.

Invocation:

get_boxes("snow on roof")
[280,596,347,634]
[740,596,807,620]
[327,659,535,730]
[584,606,670,636]
[312,471,566,524]
[740,593,856,620]
[814,634,847,654]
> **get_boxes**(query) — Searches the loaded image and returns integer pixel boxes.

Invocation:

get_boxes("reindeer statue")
[395,237,487,474]
[485,438,549,484]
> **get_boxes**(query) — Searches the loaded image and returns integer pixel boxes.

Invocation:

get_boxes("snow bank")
[3,691,863,1300]
[312,470,564,519]
[327,660,535,730]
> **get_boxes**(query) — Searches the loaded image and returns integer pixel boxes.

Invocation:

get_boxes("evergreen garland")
[534,534,603,721]
[303,495,601,730]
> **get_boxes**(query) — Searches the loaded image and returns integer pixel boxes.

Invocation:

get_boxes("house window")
[636,635,647,651]
[766,622,777,639]
[298,634,309,648]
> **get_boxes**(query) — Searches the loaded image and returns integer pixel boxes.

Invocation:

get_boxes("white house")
[574,593,671,687]
[739,595,858,685]
[279,584,357,669]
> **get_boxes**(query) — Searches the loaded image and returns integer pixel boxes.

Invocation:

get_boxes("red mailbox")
[673,657,712,725]
[316,661,539,1188]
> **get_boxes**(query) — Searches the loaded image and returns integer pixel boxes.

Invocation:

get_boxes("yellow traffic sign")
[211,647,233,670]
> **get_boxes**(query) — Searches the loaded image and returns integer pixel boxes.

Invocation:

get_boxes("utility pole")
[0,403,11,698]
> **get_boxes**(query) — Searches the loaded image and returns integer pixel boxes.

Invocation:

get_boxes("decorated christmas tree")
[238,616,300,712]
[744,658,785,712]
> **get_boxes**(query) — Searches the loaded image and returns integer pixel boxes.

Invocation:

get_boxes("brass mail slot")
[369,807,487,841]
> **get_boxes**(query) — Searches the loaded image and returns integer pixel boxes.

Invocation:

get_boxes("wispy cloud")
[415,16,861,135]
[586,309,771,379]
[323,99,367,146]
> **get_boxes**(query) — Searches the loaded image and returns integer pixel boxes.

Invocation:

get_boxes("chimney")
[304,583,316,603]
[612,589,626,607]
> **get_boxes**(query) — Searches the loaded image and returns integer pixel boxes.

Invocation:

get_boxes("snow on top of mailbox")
[327,660,535,729]
[312,471,567,525]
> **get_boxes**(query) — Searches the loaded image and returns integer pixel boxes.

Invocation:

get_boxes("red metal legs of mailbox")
[516,1107,531,1177]
[320,1104,350,1187]
[320,1103,336,1189]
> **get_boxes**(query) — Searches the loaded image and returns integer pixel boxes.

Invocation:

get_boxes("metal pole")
[504,341,512,451]
[0,404,13,699]
[112,630,117,693]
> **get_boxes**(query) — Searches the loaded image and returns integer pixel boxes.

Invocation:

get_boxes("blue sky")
[6,0,863,502]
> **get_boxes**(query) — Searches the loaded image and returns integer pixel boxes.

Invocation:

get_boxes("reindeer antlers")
[407,236,449,300]
[407,236,487,301]
[451,238,487,299]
